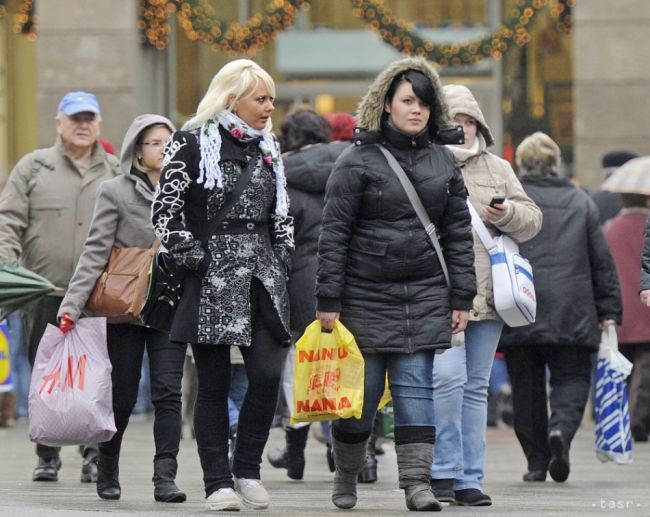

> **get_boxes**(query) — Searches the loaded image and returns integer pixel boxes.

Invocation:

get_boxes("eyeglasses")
[140,141,166,148]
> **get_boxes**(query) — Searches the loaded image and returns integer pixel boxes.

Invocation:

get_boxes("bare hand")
[482,200,508,223]
[451,309,469,334]
[641,290,650,307]
[600,319,617,330]
[316,311,339,331]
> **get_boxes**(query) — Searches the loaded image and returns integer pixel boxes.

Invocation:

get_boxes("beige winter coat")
[443,84,543,321]
[0,139,120,290]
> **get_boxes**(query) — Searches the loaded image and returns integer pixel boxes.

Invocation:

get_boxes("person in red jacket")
[605,192,650,442]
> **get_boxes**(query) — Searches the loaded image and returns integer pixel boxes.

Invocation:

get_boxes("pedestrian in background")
[0,91,120,483]
[500,132,621,483]
[592,150,638,224]
[57,114,187,502]
[152,59,293,512]
[266,109,348,480]
[316,57,476,512]
[430,84,542,506]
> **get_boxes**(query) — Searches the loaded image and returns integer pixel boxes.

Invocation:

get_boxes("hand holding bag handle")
[376,144,450,287]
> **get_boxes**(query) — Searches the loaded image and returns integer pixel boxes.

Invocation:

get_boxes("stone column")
[36,0,171,151]
[574,1,650,188]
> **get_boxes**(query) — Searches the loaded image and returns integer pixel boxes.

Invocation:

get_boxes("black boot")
[266,426,310,480]
[358,418,378,483]
[96,454,121,500]
[286,426,310,480]
[153,458,186,503]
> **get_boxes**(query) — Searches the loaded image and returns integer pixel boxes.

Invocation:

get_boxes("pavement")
[1,417,649,516]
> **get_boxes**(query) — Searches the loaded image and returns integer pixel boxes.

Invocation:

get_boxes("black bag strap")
[376,144,451,287]
[201,149,261,244]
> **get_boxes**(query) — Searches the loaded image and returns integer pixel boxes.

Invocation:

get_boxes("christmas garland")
[0,0,37,38]
[141,0,306,55]
[350,0,573,66]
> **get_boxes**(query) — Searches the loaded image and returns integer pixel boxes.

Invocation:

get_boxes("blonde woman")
[152,59,293,511]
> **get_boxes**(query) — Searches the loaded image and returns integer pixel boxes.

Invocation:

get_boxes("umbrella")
[594,327,633,464]
[0,261,56,319]
[601,156,650,195]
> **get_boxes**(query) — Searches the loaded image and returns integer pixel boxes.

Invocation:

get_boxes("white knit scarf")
[197,110,289,217]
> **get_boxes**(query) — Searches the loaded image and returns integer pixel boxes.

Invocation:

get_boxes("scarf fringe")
[197,112,288,217]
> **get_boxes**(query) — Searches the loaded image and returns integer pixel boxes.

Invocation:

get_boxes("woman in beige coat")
[57,115,187,504]
[430,85,542,506]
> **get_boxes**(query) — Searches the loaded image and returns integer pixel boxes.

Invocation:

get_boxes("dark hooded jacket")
[500,175,621,350]
[58,114,175,321]
[285,140,350,334]
[316,57,476,354]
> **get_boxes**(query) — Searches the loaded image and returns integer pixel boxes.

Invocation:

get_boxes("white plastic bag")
[28,317,116,446]
[594,327,633,464]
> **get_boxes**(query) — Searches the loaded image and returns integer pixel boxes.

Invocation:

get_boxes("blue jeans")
[228,364,248,427]
[7,312,30,418]
[334,350,435,436]
[432,319,503,489]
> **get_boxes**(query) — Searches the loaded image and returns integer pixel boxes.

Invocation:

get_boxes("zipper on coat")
[403,283,413,352]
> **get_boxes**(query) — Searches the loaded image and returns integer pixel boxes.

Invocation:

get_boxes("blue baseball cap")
[57,91,101,116]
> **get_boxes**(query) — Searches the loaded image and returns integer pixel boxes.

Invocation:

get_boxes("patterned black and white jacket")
[152,125,294,346]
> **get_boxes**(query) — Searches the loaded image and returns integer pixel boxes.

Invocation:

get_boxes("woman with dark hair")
[267,109,349,480]
[316,57,476,511]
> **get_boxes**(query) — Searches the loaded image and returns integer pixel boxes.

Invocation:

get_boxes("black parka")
[500,176,621,350]
[316,122,476,354]
[285,140,350,334]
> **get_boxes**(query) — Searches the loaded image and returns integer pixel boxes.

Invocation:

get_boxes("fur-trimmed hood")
[442,84,495,147]
[356,57,454,133]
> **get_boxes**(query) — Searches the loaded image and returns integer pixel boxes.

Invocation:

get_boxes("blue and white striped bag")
[595,327,633,464]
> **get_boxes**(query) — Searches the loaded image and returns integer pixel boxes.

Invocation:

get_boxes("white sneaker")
[234,477,270,509]
[205,488,241,511]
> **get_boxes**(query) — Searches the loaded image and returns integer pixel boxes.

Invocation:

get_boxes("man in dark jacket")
[500,132,621,484]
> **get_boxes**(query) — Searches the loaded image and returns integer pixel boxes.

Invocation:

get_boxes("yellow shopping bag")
[290,320,364,424]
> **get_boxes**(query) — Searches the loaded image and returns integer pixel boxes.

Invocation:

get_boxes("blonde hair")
[516,131,562,177]
[133,123,172,174]
[182,59,276,131]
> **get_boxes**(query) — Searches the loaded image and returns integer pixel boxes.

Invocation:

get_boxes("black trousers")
[23,295,98,459]
[191,279,286,496]
[505,345,592,472]
[100,324,186,461]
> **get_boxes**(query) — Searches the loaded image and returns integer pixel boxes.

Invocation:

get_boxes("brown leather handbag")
[86,240,159,322]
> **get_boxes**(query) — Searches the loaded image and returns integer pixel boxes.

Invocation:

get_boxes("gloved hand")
[59,314,75,334]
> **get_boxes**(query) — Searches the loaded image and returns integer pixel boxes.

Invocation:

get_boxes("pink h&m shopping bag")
[28,317,116,446]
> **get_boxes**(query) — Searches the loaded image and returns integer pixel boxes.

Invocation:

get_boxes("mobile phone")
[489,196,506,208]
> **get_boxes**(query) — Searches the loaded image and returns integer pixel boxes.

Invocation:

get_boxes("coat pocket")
[348,235,388,281]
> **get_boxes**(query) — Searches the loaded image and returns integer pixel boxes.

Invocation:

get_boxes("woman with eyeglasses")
[57,115,188,504]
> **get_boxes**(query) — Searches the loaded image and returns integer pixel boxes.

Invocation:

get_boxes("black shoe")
[97,453,121,500]
[152,458,186,503]
[32,456,62,482]
[453,489,492,506]
[81,448,98,483]
[523,470,546,482]
[430,478,455,503]
[548,430,570,482]
[632,426,649,442]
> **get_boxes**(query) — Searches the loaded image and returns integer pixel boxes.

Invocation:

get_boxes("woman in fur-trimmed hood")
[430,84,542,507]
[315,57,476,512]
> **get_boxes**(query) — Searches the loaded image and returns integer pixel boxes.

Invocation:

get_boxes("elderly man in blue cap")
[0,91,121,482]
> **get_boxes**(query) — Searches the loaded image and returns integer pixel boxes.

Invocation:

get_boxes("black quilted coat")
[316,126,476,354]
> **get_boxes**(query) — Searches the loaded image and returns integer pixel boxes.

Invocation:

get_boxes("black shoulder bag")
[142,150,261,332]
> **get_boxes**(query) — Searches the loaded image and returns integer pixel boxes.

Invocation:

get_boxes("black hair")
[620,193,649,208]
[383,70,442,137]
[280,109,332,153]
